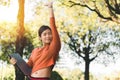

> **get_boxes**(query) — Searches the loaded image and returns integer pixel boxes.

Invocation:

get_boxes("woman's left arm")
[45,2,61,55]
[49,9,61,53]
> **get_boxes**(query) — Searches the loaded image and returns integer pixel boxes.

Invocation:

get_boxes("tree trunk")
[85,60,90,80]
[15,0,26,80]
[84,53,90,80]
[15,66,25,80]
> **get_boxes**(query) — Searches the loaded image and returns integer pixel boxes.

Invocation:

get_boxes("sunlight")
[0,1,120,80]
[0,0,51,22]
[0,1,18,22]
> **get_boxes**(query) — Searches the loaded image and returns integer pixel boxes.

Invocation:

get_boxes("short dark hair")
[38,25,51,37]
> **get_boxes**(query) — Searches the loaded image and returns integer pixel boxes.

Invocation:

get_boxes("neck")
[43,43,50,46]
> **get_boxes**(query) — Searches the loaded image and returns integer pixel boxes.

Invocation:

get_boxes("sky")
[0,1,18,22]
[0,0,34,22]
[0,0,50,22]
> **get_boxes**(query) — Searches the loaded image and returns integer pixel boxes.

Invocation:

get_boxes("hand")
[44,2,53,8]
[10,58,17,65]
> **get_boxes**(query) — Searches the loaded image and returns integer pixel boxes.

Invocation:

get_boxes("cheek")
[40,36,44,41]
[50,34,52,37]
[41,37,45,41]
[49,35,53,40]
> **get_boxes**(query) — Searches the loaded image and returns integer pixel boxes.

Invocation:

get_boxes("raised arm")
[45,2,61,55]
[45,2,54,17]
[49,3,61,53]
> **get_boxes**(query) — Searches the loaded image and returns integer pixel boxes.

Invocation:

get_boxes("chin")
[45,42,51,44]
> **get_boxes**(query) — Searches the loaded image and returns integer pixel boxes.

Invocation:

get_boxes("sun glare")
[0,1,18,22]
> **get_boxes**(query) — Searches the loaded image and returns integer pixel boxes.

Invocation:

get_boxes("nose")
[46,33,51,38]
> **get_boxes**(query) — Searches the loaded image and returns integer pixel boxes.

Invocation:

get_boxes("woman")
[10,2,61,80]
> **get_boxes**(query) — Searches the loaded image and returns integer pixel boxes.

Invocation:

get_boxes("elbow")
[27,62,33,68]
[59,42,61,51]
[54,43,61,52]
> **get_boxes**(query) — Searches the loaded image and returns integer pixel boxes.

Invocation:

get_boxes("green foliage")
[0,0,11,6]
[0,22,41,62]
[0,22,17,62]
[51,71,63,80]
[57,0,120,27]
[94,28,120,65]
[57,0,120,67]
[0,64,15,80]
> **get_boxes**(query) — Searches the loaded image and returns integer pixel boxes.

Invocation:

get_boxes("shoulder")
[32,47,41,53]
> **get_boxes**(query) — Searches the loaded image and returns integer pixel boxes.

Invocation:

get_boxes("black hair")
[38,25,51,37]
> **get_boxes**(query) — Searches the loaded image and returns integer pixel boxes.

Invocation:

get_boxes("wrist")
[48,6,53,8]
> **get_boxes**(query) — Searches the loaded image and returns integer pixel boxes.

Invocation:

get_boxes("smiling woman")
[0,0,18,22]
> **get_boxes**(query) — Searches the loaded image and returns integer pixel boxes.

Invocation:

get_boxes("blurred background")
[0,0,120,80]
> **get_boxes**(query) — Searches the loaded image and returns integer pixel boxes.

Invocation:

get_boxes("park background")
[0,0,120,80]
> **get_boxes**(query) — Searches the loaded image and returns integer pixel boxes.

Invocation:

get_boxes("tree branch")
[68,0,120,23]
[105,0,118,18]
[66,32,85,59]
[90,53,98,62]
[105,0,115,11]
[69,0,112,20]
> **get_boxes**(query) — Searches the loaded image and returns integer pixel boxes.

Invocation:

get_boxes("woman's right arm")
[10,55,33,68]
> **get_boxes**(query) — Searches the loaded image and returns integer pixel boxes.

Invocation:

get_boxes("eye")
[48,32,52,35]
[43,33,46,36]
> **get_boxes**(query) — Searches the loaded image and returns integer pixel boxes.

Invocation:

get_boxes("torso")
[31,66,52,78]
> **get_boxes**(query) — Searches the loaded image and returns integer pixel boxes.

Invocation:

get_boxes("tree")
[62,27,120,80]
[56,0,120,80]
[60,0,120,24]
[14,0,26,80]
[0,22,17,61]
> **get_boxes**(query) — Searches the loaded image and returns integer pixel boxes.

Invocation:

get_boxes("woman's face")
[40,29,52,45]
